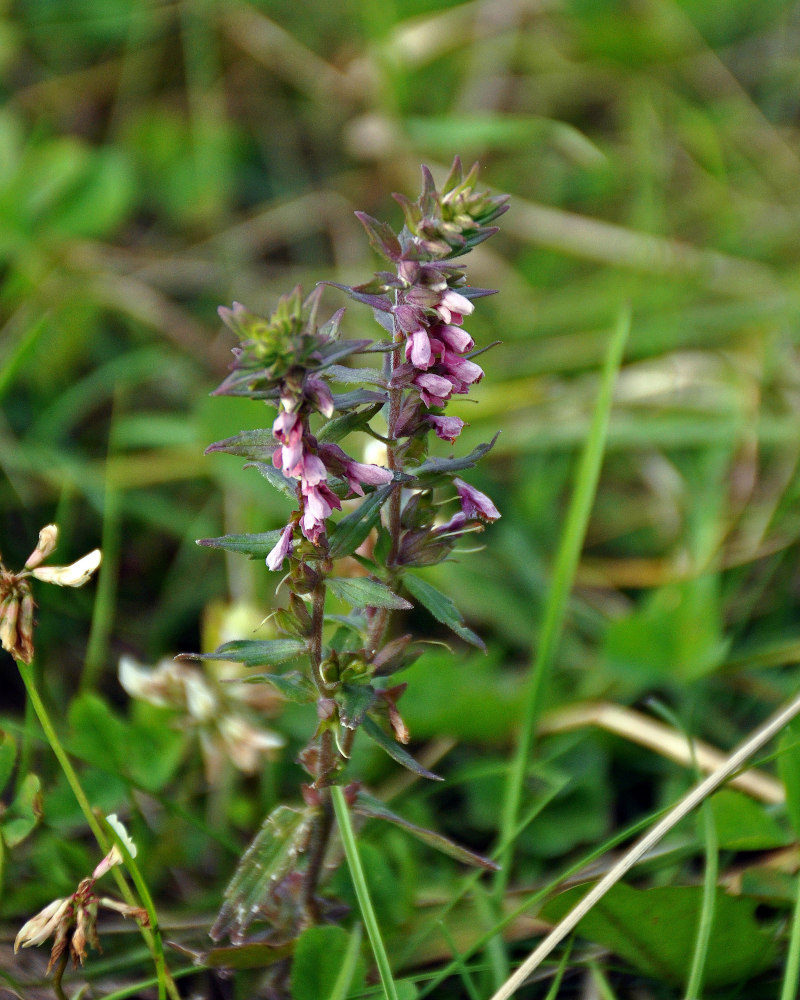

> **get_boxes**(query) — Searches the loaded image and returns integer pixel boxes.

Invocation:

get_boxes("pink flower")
[453,478,500,522]
[266,523,294,571]
[427,415,466,442]
[406,329,432,368]
[435,289,474,324]
[301,482,342,542]
[413,372,454,408]
[436,324,474,352]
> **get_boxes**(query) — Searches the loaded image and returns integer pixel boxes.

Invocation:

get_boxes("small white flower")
[24,524,59,570]
[106,814,137,859]
[31,549,102,587]
[92,814,137,878]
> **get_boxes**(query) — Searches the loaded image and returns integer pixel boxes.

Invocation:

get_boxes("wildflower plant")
[192,158,508,954]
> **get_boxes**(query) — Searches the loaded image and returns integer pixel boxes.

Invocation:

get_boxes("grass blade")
[331,784,399,1000]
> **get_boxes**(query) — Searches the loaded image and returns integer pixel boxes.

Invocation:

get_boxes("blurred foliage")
[2,0,800,997]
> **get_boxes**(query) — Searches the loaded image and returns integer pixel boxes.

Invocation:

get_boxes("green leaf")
[541,883,775,988]
[327,484,394,559]
[316,402,384,444]
[182,638,307,667]
[172,939,294,970]
[0,730,16,791]
[327,576,411,611]
[246,461,298,498]
[68,693,128,773]
[324,365,386,386]
[354,211,401,261]
[338,683,378,729]
[197,530,283,559]
[412,434,499,481]
[2,773,41,847]
[354,791,497,870]
[211,805,314,944]
[708,789,789,851]
[778,718,800,838]
[401,574,485,651]
[205,428,277,459]
[242,671,316,703]
[291,925,366,1000]
[361,716,442,781]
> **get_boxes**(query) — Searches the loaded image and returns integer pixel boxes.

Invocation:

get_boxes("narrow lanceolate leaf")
[361,716,442,781]
[210,806,313,943]
[245,461,298,499]
[338,683,378,729]
[354,790,498,870]
[327,576,411,611]
[172,940,294,971]
[197,530,284,559]
[180,639,307,667]
[205,429,277,460]
[241,671,316,703]
[323,282,393,312]
[327,484,394,559]
[332,389,388,411]
[317,339,374,367]
[354,211,402,261]
[324,365,387,387]
[316,402,384,444]
[402,574,486,651]
[413,433,500,481]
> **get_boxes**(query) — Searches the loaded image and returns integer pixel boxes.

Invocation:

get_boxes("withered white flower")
[30,548,102,587]
[0,524,101,663]
[119,655,285,784]
[14,897,70,952]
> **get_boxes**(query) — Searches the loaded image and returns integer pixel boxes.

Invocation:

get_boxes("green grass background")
[3,1,800,997]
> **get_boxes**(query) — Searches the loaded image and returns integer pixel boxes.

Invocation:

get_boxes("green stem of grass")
[780,872,800,1000]
[331,784,399,1000]
[495,305,630,894]
[15,658,179,1000]
[683,796,718,999]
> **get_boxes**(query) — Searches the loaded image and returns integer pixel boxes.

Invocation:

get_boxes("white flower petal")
[105,814,137,859]
[31,549,102,587]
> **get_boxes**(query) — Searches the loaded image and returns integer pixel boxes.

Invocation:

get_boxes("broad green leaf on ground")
[2,773,41,847]
[604,577,729,690]
[399,649,523,743]
[326,576,411,611]
[0,729,16,791]
[778,717,800,838]
[182,638,307,667]
[361,716,442,781]
[67,693,183,792]
[402,574,485,651]
[211,805,313,944]
[707,789,789,851]
[354,790,497,870]
[541,883,776,988]
[290,925,366,1000]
